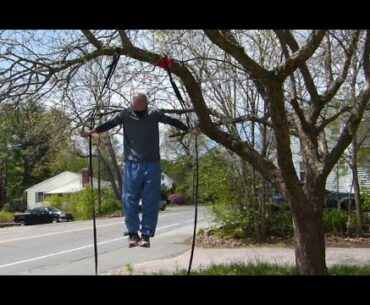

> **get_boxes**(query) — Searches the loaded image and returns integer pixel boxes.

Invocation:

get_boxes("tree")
[0,101,73,205]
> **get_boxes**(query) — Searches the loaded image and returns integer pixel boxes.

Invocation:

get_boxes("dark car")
[270,189,358,211]
[324,190,357,210]
[14,207,73,225]
[45,207,74,222]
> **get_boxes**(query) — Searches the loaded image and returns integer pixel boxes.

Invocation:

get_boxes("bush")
[198,149,264,240]
[45,187,122,220]
[45,194,64,209]
[211,203,257,239]
[323,210,356,235]
[168,193,185,204]
[361,190,370,212]
[100,188,121,214]
[2,200,27,212]
[269,211,293,237]
[0,211,14,223]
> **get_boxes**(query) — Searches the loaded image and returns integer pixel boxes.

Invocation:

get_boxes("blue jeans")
[123,161,161,237]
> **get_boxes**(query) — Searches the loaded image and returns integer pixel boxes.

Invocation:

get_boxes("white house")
[161,172,175,190]
[25,169,175,209]
[24,170,111,209]
[290,116,370,193]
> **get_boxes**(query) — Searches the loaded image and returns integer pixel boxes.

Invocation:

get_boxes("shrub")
[0,211,14,223]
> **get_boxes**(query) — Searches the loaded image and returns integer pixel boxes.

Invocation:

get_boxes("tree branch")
[117,30,133,47]
[115,35,281,183]
[310,31,360,124]
[81,30,103,50]
[204,30,270,81]
[322,86,370,178]
[275,30,326,81]
[274,30,319,102]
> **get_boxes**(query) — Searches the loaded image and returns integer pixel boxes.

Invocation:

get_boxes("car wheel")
[52,218,59,223]
[19,221,26,226]
[161,205,166,211]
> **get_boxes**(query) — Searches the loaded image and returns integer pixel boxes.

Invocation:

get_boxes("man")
[81,93,199,248]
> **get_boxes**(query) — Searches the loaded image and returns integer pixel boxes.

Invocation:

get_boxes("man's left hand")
[188,128,201,136]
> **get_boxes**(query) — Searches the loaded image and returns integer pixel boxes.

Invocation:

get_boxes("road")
[0,206,211,275]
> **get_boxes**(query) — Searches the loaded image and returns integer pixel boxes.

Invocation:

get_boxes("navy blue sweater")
[95,107,189,162]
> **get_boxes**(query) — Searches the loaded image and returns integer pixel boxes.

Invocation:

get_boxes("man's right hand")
[80,129,96,137]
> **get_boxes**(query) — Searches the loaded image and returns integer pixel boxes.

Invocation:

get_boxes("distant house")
[25,169,175,209]
[161,172,175,190]
[290,115,370,193]
[24,170,111,209]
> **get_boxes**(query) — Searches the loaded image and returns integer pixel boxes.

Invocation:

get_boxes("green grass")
[173,263,370,275]
[329,265,370,275]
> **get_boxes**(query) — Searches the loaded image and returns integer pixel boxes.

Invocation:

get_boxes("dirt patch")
[191,230,370,248]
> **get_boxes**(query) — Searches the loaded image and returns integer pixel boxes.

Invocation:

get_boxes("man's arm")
[157,110,201,136]
[157,110,189,132]
[80,110,125,137]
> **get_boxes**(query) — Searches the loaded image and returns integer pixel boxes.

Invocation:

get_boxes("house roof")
[44,181,81,194]
[25,171,111,193]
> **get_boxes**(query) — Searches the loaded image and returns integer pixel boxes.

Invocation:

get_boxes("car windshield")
[47,207,60,212]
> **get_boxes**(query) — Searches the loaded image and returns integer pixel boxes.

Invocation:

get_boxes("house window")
[35,192,44,203]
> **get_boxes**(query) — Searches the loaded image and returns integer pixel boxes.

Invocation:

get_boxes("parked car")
[45,207,74,222]
[269,190,358,211]
[324,190,357,210]
[14,207,73,225]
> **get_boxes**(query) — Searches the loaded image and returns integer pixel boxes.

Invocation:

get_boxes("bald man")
[81,93,199,248]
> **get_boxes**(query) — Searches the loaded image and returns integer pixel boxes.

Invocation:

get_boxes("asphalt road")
[0,206,211,275]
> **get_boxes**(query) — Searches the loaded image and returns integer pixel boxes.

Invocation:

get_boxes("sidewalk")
[104,246,370,275]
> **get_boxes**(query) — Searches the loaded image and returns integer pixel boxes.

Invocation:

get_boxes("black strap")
[88,54,120,275]
[101,55,120,96]
[161,59,199,276]
[166,69,191,128]
[88,119,98,276]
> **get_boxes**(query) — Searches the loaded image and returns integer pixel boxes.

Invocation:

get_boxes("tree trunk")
[292,209,328,274]
[99,154,121,201]
[289,186,328,275]
[106,134,123,196]
[259,180,268,241]
[22,158,31,187]
[352,136,363,233]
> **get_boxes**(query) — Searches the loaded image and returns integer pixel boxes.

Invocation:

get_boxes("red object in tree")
[157,55,174,71]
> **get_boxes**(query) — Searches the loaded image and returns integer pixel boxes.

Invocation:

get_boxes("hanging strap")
[88,53,120,275]
[157,55,191,127]
[157,54,199,276]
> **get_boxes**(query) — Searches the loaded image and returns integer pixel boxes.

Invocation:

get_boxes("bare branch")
[117,30,133,47]
[81,30,103,49]
[310,31,360,124]
[274,30,319,102]
[322,85,370,178]
[204,30,270,81]
[321,31,360,102]
[316,106,352,133]
[275,30,326,81]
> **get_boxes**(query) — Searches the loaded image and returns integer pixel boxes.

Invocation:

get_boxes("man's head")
[132,93,148,112]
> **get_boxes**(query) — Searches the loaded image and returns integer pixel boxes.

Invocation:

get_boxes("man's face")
[132,96,147,111]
